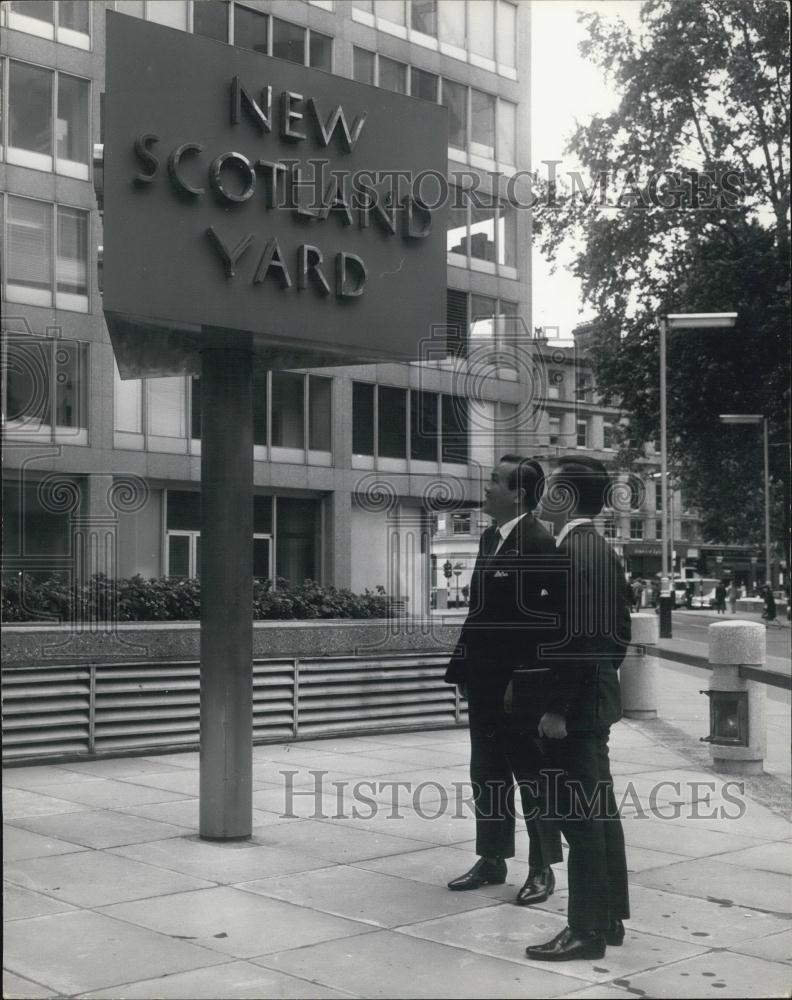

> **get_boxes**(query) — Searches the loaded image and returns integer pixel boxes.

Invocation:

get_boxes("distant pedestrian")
[728,582,738,614]
[630,578,644,612]
[761,585,777,626]
[714,581,727,615]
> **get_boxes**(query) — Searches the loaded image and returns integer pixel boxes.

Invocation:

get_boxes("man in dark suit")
[525,455,631,962]
[445,455,563,904]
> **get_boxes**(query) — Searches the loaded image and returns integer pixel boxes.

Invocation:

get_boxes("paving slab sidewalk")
[4,662,791,1000]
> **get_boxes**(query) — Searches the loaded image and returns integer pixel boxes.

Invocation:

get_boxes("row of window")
[447,187,517,268]
[352,1,518,73]
[353,51,517,165]
[2,336,88,443]
[115,368,333,458]
[2,1,91,49]
[0,59,92,179]
[3,196,91,312]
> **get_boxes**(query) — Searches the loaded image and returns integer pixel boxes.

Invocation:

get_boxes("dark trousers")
[543,727,629,932]
[469,707,563,867]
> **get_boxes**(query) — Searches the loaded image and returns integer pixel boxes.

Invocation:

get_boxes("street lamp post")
[720,414,772,588]
[658,313,738,638]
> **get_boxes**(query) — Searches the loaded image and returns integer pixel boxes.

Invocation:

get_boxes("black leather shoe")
[605,919,625,946]
[525,926,606,962]
[516,867,555,906]
[447,858,507,891]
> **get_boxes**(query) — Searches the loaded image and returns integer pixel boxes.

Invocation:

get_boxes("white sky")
[530,0,645,336]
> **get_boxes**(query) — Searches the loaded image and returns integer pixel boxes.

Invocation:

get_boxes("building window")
[497,100,517,165]
[5,197,90,312]
[441,78,467,150]
[452,512,471,534]
[497,0,517,68]
[377,1,405,27]
[271,371,305,451]
[442,393,468,464]
[548,415,561,446]
[272,16,304,63]
[378,385,407,458]
[8,1,90,48]
[233,3,268,53]
[438,0,465,48]
[630,519,644,540]
[411,66,438,102]
[146,0,187,29]
[655,518,663,538]
[353,47,375,85]
[309,30,333,71]
[353,382,375,456]
[468,0,495,60]
[471,88,496,158]
[308,375,332,452]
[603,423,614,450]
[411,0,437,36]
[446,190,518,269]
[7,62,90,178]
[575,372,593,402]
[547,370,564,400]
[446,288,468,358]
[193,0,229,40]
[3,335,88,443]
[576,420,588,448]
[379,55,407,94]
[410,389,439,462]
[603,517,617,539]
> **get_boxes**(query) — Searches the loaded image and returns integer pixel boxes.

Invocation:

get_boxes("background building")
[1,0,764,615]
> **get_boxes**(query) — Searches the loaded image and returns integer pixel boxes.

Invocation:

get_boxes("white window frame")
[166,529,200,577]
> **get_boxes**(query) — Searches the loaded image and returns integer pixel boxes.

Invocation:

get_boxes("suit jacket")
[444,515,560,722]
[539,524,632,732]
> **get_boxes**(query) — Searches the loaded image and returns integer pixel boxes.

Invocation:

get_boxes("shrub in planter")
[2,574,392,623]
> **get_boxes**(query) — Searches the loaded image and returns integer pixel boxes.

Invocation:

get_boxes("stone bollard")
[621,613,659,719]
[705,621,766,775]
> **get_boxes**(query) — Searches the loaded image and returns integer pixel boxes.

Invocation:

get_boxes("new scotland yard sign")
[103,12,448,378]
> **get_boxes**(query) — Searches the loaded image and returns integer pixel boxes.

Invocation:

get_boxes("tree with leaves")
[534,0,790,574]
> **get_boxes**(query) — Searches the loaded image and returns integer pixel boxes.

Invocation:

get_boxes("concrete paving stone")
[609,883,792,948]
[2,765,99,788]
[4,849,215,907]
[110,835,328,884]
[731,928,792,964]
[26,778,194,811]
[140,752,199,769]
[399,905,707,984]
[2,909,226,995]
[608,747,696,769]
[713,841,792,876]
[354,844,570,900]
[631,857,792,915]
[609,758,691,777]
[0,971,60,998]
[58,757,194,778]
[314,800,477,846]
[76,961,356,999]
[241,864,500,928]
[254,927,577,999]
[364,768,472,808]
[100,884,375,959]
[624,846,689,873]
[3,824,88,861]
[345,731,463,748]
[267,735,402,754]
[620,814,767,857]
[255,746,418,777]
[3,883,76,921]
[557,988,642,1000]
[2,788,94,820]
[7,808,190,850]
[326,744,470,769]
[653,800,792,841]
[251,815,438,863]
[623,949,792,998]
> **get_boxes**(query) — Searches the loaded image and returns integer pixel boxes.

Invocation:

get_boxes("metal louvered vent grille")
[2,665,92,757]
[2,652,463,763]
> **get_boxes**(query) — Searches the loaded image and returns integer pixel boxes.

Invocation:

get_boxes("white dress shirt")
[493,512,530,553]
[554,518,594,548]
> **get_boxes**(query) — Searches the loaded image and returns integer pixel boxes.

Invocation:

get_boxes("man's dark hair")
[499,454,545,510]
[554,456,612,517]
